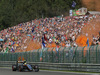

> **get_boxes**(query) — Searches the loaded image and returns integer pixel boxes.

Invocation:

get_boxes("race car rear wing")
[16,61,24,67]
[17,61,24,63]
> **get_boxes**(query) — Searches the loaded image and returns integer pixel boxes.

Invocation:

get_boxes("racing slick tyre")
[19,65,23,72]
[34,65,39,72]
[12,65,17,71]
[34,68,39,72]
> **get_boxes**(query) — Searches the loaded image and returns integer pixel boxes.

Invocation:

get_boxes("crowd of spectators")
[0,14,99,53]
[91,32,100,46]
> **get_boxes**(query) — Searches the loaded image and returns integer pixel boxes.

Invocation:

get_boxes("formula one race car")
[12,60,39,72]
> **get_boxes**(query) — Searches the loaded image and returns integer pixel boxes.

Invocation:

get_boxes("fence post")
[89,46,92,63]
[42,48,44,62]
[68,47,72,63]
[2,53,3,61]
[11,53,13,61]
[82,46,86,63]
[0,53,1,61]
[3,53,5,61]
[58,47,61,63]
[26,52,27,61]
[31,51,34,62]
[63,47,66,63]
[37,49,39,62]
[75,46,78,63]
[15,53,16,61]
[45,48,49,62]
[96,45,98,63]
[24,52,26,61]
[29,52,31,62]
[52,48,54,63]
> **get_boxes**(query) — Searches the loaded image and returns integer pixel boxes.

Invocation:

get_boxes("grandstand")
[0,12,100,53]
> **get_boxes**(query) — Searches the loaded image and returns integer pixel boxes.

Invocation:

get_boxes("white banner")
[69,10,73,16]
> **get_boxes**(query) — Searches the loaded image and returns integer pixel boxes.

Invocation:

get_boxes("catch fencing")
[0,45,100,64]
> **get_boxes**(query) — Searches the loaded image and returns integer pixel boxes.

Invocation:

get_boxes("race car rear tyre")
[34,65,39,72]
[12,65,16,71]
[34,65,39,69]
[34,68,39,72]
[19,65,23,72]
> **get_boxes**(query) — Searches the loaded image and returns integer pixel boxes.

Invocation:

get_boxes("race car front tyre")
[19,65,23,72]
[12,65,17,71]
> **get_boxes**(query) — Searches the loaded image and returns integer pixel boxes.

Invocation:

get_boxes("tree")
[0,0,82,30]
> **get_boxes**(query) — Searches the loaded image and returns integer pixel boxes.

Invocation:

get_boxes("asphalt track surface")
[0,68,100,75]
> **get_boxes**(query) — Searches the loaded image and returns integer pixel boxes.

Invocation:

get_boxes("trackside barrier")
[0,61,100,72]
[0,45,100,64]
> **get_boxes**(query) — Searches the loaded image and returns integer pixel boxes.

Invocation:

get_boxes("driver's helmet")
[23,60,26,64]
